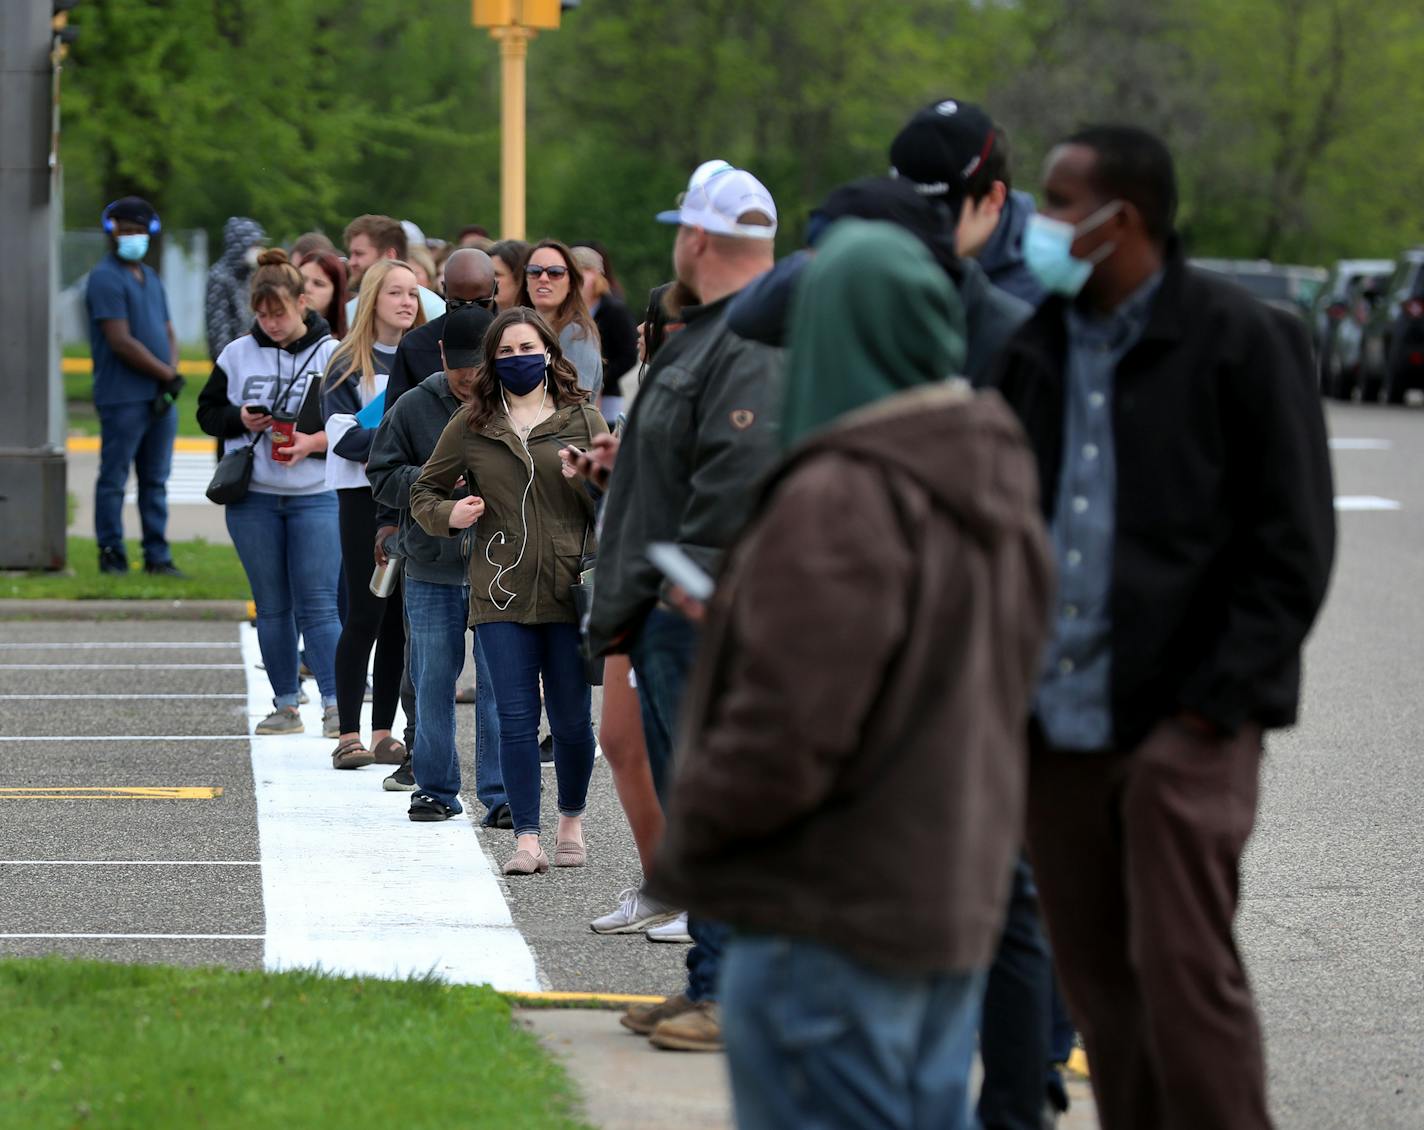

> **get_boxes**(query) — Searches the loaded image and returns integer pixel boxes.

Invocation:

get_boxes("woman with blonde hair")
[321,258,425,770]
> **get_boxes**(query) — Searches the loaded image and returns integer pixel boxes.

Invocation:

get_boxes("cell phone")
[244,403,272,416]
[647,542,714,602]
[563,443,586,459]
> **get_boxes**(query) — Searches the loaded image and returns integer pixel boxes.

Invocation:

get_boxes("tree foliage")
[61,0,1424,300]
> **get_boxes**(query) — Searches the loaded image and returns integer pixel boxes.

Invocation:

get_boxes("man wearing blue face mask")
[85,196,184,576]
[991,126,1336,1130]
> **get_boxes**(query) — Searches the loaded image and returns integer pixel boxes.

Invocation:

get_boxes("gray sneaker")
[591,887,680,935]
[255,706,303,735]
[322,705,340,739]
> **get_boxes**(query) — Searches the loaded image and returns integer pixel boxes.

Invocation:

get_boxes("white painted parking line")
[125,451,216,506]
[0,664,244,670]
[0,932,264,940]
[0,694,247,700]
[1328,438,1392,451]
[0,735,259,742]
[0,642,239,650]
[0,860,259,866]
[241,623,540,990]
[1334,496,1402,511]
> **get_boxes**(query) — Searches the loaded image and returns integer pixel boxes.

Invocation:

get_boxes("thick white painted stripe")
[0,664,244,671]
[1334,495,1401,511]
[0,685,244,694]
[0,642,239,650]
[241,624,540,990]
[1328,438,1392,451]
[0,933,263,940]
[0,735,256,742]
[0,860,259,866]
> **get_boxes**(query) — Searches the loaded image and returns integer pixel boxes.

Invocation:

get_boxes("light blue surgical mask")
[115,234,150,262]
[1023,201,1123,297]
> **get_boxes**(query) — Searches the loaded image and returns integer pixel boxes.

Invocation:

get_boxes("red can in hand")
[269,411,296,462]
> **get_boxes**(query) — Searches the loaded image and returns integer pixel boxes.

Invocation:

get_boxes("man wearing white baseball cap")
[587,160,784,1054]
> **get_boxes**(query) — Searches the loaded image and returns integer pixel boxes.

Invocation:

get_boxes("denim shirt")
[1035,272,1162,750]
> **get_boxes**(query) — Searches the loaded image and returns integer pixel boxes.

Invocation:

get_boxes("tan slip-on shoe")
[502,847,550,876]
[553,840,587,868]
[620,992,695,1036]
[649,1001,723,1052]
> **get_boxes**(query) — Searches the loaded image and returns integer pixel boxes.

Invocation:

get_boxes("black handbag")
[206,435,258,504]
[571,526,604,687]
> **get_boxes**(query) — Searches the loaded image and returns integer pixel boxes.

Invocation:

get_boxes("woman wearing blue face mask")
[410,308,607,874]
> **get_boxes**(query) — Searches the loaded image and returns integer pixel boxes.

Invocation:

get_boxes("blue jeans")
[95,399,177,563]
[225,489,341,707]
[629,607,727,1000]
[405,578,506,814]
[478,620,595,837]
[723,935,986,1130]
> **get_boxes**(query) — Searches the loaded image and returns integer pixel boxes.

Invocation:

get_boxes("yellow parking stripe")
[0,786,223,800]
[65,436,214,454]
[63,357,208,377]
[505,990,665,1008]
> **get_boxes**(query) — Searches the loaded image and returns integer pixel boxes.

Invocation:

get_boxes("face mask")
[116,234,149,262]
[244,246,262,269]
[494,352,548,396]
[1023,201,1123,297]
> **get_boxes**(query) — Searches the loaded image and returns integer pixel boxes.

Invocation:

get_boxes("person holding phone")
[197,249,341,736]
[410,307,607,872]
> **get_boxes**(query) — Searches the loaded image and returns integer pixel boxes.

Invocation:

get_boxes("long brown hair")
[303,250,349,339]
[517,239,599,344]
[467,307,588,432]
[326,259,426,396]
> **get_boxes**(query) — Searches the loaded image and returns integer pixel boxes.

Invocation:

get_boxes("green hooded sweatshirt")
[780,219,967,450]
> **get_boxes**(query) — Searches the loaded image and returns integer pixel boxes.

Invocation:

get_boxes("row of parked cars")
[1191,254,1424,405]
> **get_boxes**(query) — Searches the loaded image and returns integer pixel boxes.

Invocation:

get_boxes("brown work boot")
[619,992,694,1036]
[648,1001,723,1052]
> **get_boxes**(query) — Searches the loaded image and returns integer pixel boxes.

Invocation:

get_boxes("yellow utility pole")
[472,0,569,240]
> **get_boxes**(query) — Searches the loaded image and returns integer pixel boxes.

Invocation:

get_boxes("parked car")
[1359,249,1424,404]
[1190,259,1328,322]
[1310,258,1395,384]
[1322,272,1390,400]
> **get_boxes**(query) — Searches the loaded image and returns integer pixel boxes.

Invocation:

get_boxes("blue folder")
[354,390,386,429]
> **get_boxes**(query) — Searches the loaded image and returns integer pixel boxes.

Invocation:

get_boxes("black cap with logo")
[889,99,997,215]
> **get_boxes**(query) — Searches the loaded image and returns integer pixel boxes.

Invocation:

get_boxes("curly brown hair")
[466,307,589,432]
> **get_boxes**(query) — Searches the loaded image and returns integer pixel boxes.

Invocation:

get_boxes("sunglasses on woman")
[525,264,569,280]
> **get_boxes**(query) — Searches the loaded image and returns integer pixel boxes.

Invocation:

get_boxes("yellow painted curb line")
[66,436,214,454]
[1066,1047,1090,1078]
[246,600,257,620]
[0,786,223,800]
[505,990,664,1008]
[63,357,208,377]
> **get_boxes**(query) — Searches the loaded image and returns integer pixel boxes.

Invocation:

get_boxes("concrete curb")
[0,599,251,621]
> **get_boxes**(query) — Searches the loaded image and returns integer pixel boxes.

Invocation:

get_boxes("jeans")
[978,854,1052,1130]
[629,607,727,999]
[225,489,341,707]
[95,399,177,563]
[478,620,595,837]
[723,935,986,1130]
[405,578,506,814]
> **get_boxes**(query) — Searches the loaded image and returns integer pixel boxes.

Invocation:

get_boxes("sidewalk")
[521,1007,1100,1129]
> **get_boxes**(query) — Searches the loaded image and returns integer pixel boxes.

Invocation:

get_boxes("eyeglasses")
[447,295,497,311]
[525,264,568,280]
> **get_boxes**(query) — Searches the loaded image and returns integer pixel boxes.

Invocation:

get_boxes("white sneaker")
[590,887,679,935]
[645,911,692,944]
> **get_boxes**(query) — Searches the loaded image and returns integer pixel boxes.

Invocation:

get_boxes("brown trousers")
[1026,719,1273,1130]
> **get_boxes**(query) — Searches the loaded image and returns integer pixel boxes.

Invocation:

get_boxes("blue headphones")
[101,199,162,236]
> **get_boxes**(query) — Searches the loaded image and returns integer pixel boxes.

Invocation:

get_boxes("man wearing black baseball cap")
[891,98,1047,306]
[86,195,184,576]
[367,304,510,826]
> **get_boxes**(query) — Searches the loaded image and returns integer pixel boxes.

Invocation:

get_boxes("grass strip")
[1,537,250,601]
[0,958,591,1130]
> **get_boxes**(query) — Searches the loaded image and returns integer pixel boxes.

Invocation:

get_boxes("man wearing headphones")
[86,196,184,576]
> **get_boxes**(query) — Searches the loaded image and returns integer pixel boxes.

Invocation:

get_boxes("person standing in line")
[205,216,268,360]
[299,251,350,341]
[322,259,425,770]
[651,218,1053,1130]
[572,245,639,420]
[86,196,185,578]
[197,249,341,736]
[343,214,446,324]
[517,239,603,398]
[488,240,530,313]
[289,231,336,269]
[993,124,1335,1130]
[586,161,784,1052]
[410,309,605,867]
[368,306,509,825]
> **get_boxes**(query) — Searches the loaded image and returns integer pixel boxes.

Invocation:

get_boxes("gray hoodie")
[367,372,467,585]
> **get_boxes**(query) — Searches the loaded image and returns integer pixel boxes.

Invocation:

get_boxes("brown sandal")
[370,736,407,765]
[331,738,374,770]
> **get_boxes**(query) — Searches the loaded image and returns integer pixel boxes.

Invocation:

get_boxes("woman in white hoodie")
[197,249,340,736]
[321,258,424,770]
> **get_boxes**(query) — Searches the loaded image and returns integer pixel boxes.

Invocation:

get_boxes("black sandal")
[408,793,458,823]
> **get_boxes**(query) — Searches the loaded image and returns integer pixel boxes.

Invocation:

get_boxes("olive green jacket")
[410,401,607,626]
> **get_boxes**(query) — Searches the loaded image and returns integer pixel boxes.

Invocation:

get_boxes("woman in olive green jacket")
[411,308,606,876]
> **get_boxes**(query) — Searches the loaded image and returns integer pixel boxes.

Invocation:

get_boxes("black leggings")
[334,487,406,735]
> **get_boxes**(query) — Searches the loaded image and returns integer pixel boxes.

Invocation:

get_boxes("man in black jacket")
[992,125,1335,1130]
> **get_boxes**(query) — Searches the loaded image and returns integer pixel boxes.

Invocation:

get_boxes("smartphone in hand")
[647,542,715,602]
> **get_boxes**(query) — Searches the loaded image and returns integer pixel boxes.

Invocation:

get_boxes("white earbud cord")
[485,378,549,611]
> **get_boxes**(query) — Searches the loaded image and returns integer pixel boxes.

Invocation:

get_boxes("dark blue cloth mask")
[494,352,548,396]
